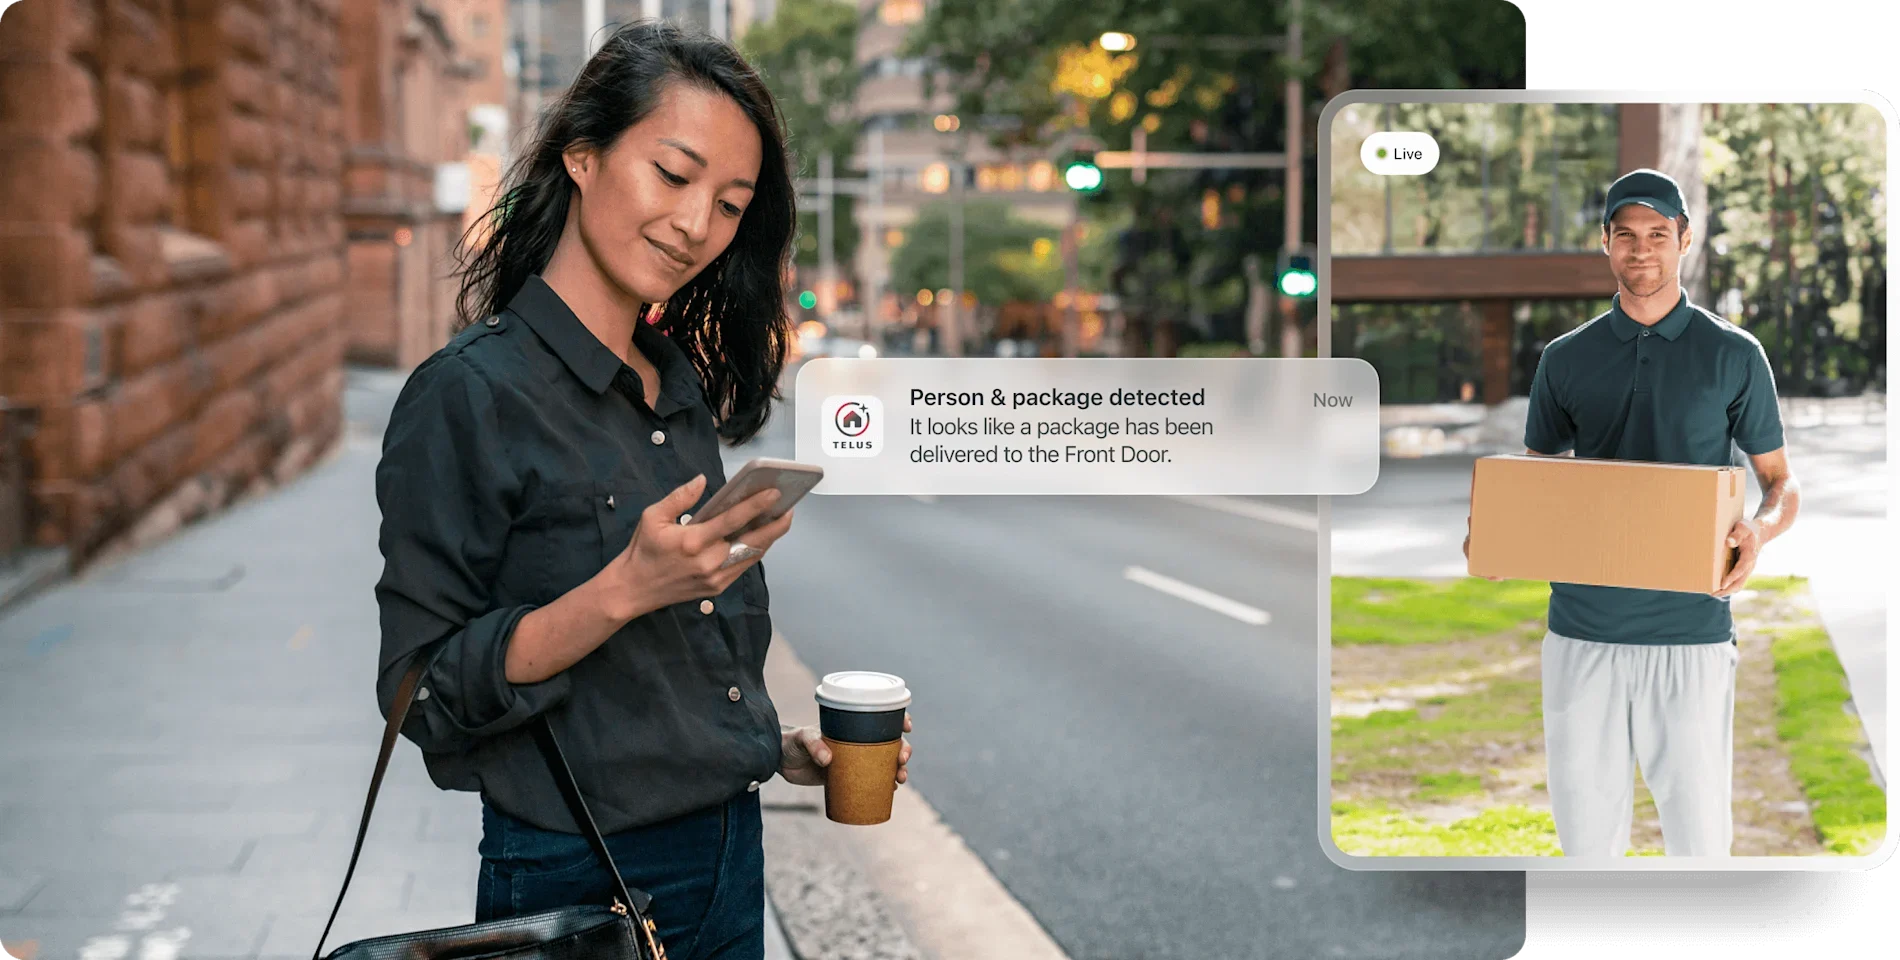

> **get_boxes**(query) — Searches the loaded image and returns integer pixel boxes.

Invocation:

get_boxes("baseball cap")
[1602,168,1687,227]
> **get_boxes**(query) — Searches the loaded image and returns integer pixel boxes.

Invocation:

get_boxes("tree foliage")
[1331,102,1620,255]
[741,0,861,269]
[905,0,1524,349]
[1702,103,1887,393]
[887,199,1066,307]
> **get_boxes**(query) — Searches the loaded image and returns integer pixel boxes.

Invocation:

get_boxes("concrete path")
[0,367,797,960]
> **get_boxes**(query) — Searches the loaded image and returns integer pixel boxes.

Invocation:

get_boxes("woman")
[371,20,909,960]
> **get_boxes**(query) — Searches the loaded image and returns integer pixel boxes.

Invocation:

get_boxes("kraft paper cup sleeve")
[822,736,901,825]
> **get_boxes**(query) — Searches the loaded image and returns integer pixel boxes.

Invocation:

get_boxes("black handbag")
[310,659,668,959]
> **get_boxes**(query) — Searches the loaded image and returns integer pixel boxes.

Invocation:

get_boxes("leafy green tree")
[1702,103,1886,393]
[905,0,1524,352]
[741,0,861,271]
[887,199,1066,309]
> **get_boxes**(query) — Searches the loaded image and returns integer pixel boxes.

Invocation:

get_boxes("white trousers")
[1541,630,1738,858]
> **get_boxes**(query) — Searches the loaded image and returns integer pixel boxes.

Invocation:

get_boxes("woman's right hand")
[603,474,795,622]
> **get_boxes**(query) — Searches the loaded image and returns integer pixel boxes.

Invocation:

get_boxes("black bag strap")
[312,658,646,960]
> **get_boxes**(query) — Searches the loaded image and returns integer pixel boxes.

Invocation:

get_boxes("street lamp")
[1098,31,1136,52]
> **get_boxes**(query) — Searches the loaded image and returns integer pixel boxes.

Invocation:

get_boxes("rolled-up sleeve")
[373,353,570,756]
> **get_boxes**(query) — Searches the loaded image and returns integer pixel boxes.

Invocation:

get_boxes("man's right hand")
[1464,515,1502,581]
[602,474,794,622]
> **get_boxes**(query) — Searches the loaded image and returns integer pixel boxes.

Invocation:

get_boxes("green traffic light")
[798,290,818,310]
[1064,162,1104,192]
[1277,269,1317,298]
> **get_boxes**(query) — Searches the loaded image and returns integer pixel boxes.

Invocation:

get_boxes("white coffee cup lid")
[814,671,911,712]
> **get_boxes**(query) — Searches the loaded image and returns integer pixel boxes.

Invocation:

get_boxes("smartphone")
[687,458,824,538]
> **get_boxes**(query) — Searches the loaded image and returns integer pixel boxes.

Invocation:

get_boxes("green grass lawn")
[1331,575,1888,857]
[1331,577,1550,645]
[1769,622,1888,855]
[1331,802,1562,857]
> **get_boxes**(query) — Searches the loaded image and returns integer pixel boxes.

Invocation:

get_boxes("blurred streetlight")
[933,114,961,132]
[1063,160,1104,192]
[1099,31,1137,52]
[920,162,951,193]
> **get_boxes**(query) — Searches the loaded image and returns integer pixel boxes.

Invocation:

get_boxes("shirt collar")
[507,273,703,417]
[1607,287,1695,342]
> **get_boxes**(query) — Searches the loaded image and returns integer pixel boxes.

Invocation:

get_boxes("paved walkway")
[0,367,793,960]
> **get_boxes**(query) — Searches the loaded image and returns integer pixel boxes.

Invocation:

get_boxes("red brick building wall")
[1,0,349,563]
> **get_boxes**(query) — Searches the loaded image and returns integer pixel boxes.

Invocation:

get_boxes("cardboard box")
[1467,454,1746,593]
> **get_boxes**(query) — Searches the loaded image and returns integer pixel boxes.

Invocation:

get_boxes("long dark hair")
[451,19,795,445]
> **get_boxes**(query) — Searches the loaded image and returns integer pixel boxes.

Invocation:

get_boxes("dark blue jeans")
[476,789,765,960]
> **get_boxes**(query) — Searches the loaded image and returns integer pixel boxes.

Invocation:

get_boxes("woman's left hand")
[778,714,912,787]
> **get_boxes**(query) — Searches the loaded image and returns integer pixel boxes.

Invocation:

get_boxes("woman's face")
[566,82,764,306]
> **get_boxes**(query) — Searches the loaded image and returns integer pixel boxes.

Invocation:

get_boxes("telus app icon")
[821,395,882,458]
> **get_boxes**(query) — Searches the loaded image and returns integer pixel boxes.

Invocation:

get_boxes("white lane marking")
[78,939,128,960]
[1168,495,1319,532]
[77,884,189,960]
[1123,566,1271,625]
[136,929,189,960]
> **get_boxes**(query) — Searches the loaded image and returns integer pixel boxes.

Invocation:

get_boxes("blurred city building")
[341,0,480,368]
[508,0,750,131]
[850,0,1075,344]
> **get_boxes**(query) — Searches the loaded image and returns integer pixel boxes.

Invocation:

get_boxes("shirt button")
[416,687,430,701]
[606,494,616,509]
[485,316,499,327]
[679,513,692,524]
[747,780,761,792]
[651,430,666,445]
[727,686,742,702]
[700,599,715,614]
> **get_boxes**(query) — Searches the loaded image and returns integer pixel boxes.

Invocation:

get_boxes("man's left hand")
[1713,517,1764,597]
[778,715,913,787]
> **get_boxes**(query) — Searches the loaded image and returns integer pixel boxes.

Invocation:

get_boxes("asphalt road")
[730,399,1526,960]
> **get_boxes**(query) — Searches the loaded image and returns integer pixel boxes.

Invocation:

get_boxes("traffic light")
[798,289,818,310]
[1063,158,1104,193]
[1276,249,1316,298]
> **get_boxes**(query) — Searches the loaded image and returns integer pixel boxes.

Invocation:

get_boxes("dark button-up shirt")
[374,273,781,834]
[1525,288,1784,645]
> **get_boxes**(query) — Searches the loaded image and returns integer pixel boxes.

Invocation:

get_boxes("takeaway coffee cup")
[814,671,911,825]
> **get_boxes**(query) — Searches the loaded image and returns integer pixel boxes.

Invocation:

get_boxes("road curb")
[0,545,68,617]
[761,633,1073,960]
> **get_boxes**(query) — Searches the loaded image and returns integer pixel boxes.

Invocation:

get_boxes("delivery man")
[1465,168,1801,857]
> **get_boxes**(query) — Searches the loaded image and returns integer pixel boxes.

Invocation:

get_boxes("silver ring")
[721,541,763,568]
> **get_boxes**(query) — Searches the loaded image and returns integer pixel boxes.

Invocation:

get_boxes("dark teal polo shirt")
[1523,288,1784,645]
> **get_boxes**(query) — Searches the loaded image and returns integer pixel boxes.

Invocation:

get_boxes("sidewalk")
[0,364,1068,960]
[0,367,799,960]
